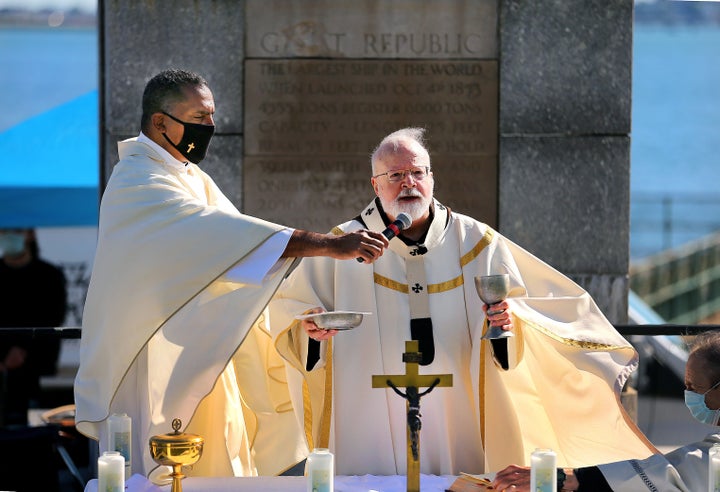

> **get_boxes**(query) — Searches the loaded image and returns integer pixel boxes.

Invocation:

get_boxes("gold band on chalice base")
[149,418,204,492]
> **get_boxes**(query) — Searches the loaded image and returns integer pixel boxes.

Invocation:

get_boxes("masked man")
[269,127,656,475]
[74,69,387,478]
[494,331,720,492]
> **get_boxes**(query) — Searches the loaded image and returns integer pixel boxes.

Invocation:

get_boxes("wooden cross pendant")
[372,340,453,492]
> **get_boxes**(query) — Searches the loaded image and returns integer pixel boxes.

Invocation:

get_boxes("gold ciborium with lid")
[149,418,204,492]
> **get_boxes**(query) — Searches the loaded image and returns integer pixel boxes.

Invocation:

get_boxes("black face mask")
[161,111,215,163]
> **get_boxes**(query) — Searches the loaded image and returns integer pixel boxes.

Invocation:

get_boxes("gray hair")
[371,127,429,174]
[689,331,720,384]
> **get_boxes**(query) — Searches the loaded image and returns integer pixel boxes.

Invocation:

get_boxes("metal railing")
[630,232,720,324]
[631,192,720,259]
[2,325,720,339]
[0,327,81,339]
[3,325,720,346]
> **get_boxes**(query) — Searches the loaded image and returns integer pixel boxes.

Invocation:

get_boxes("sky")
[0,0,96,12]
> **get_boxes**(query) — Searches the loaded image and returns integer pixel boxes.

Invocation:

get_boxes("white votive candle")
[107,413,132,476]
[530,448,557,492]
[306,448,334,492]
[98,451,125,492]
[709,443,720,492]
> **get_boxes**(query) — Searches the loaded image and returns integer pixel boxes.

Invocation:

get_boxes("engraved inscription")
[245,0,498,59]
[243,154,497,232]
[244,156,372,231]
[257,28,488,57]
[246,60,497,156]
[243,59,498,231]
[363,32,487,56]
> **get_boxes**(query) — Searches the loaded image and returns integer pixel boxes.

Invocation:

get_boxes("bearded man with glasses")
[269,127,655,477]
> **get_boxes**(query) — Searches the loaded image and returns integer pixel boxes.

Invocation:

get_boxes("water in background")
[631,24,720,260]
[1,24,719,261]
[0,26,98,327]
[0,26,97,132]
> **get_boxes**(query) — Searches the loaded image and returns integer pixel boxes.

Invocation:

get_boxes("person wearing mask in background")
[493,330,720,492]
[73,69,388,479]
[0,228,67,427]
[269,127,655,476]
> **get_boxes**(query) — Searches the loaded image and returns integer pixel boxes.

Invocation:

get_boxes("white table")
[84,473,457,492]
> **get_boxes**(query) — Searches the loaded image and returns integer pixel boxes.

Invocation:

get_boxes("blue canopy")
[0,90,99,227]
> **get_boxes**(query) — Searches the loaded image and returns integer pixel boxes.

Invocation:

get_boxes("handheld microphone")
[357,212,413,263]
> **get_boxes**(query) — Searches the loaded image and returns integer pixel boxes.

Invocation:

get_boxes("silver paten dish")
[295,311,371,330]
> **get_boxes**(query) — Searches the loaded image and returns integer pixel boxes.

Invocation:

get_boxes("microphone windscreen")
[396,212,412,230]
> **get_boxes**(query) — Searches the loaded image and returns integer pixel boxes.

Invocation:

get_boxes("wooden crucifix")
[372,340,453,492]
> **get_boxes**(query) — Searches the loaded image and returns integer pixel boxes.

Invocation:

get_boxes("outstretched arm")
[282,229,389,263]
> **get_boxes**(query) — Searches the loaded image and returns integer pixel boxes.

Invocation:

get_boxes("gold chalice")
[149,418,204,492]
[475,274,514,339]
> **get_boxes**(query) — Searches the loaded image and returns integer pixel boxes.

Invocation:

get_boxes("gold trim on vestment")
[474,228,494,466]
[520,315,629,351]
[429,276,465,293]
[274,322,317,449]
[373,232,494,294]
[374,273,466,294]
[302,380,314,450]
[319,339,333,448]
[461,228,494,267]
[479,325,487,455]
[373,273,409,293]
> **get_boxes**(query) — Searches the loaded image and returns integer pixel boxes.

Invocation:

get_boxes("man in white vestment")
[493,330,720,492]
[73,69,388,478]
[269,127,656,476]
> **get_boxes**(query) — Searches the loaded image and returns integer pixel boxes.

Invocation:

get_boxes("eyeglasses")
[702,380,720,395]
[372,166,431,183]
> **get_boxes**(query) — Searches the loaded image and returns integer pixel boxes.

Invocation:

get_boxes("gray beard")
[382,194,432,222]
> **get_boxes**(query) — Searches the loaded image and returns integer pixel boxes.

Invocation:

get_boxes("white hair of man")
[370,127,430,175]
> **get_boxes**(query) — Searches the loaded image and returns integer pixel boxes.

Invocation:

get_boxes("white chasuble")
[74,138,305,477]
[270,198,656,476]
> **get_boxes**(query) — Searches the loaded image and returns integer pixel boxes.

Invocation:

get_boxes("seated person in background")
[493,330,720,492]
[0,228,67,426]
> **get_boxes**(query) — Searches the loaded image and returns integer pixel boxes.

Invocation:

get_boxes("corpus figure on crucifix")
[373,340,452,492]
[387,378,442,462]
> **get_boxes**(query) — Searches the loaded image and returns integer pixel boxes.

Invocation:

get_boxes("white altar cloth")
[84,473,457,492]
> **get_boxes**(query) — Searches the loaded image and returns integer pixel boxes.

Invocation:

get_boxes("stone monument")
[243,0,498,232]
[100,0,632,322]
